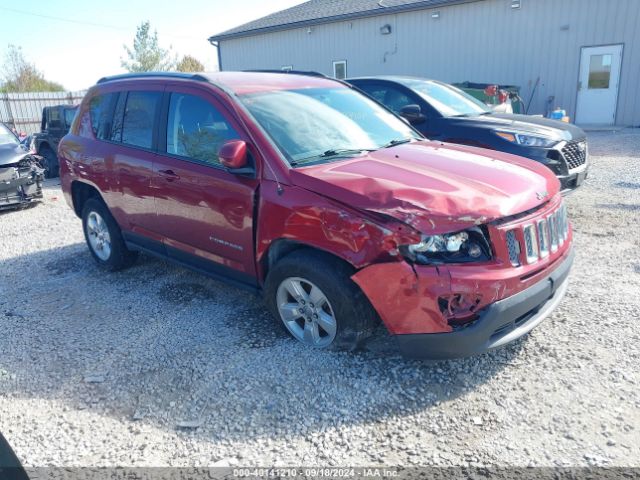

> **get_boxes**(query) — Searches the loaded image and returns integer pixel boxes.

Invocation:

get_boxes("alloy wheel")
[276,277,337,347]
[86,211,112,261]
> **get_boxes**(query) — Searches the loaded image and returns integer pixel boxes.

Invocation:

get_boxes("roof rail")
[96,72,210,84]
[243,69,328,78]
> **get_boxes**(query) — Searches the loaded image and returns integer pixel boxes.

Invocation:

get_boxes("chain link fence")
[0,90,87,135]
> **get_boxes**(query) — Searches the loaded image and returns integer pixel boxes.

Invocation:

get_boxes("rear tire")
[264,249,379,351]
[39,145,58,179]
[81,198,138,271]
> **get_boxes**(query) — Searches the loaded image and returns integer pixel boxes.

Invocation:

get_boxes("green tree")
[0,44,64,92]
[176,55,205,73]
[121,21,175,72]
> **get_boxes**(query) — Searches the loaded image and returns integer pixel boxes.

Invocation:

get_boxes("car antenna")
[265,159,285,195]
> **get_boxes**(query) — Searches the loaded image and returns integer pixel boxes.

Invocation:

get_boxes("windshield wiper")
[320,148,375,157]
[381,138,414,149]
[290,148,374,166]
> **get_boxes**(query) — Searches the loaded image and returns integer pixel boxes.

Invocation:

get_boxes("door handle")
[158,169,180,181]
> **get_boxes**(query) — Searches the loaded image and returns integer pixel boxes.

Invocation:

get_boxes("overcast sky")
[0,0,304,91]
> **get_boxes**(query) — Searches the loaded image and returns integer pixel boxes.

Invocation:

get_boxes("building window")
[333,60,347,80]
[281,65,293,72]
[588,54,612,89]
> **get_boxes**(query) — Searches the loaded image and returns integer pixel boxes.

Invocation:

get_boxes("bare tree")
[121,21,176,72]
[1,44,64,92]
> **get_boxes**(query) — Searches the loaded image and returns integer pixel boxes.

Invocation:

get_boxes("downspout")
[209,39,223,71]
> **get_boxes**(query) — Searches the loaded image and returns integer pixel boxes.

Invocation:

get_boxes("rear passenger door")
[151,84,260,285]
[105,87,164,243]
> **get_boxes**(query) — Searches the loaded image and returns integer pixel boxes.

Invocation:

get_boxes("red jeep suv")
[59,72,574,359]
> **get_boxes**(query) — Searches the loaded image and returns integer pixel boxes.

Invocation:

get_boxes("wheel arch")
[259,238,357,284]
[70,181,104,218]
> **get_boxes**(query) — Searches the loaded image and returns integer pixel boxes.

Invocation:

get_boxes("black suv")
[348,76,589,194]
[32,104,78,177]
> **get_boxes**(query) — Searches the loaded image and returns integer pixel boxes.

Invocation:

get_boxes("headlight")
[495,131,558,148]
[400,227,492,265]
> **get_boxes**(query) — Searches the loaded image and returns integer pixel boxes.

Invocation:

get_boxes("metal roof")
[209,0,483,42]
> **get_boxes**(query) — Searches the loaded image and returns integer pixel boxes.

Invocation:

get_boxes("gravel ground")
[1,130,639,468]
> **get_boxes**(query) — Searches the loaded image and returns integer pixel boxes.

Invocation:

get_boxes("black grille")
[506,230,520,267]
[562,141,587,170]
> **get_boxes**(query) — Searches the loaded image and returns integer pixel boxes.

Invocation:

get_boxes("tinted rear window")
[121,91,161,149]
[89,93,118,140]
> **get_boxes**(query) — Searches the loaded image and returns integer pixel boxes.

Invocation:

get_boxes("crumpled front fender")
[351,262,452,335]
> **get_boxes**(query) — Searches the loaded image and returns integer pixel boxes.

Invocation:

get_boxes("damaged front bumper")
[395,248,574,359]
[353,247,574,360]
[0,157,45,210]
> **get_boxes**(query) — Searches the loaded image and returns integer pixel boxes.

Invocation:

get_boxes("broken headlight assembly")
[400,227,492,264]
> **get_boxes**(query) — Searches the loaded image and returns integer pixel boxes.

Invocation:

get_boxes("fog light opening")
[439,294,482,327]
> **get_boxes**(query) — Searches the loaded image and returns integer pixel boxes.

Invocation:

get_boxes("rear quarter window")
[89,93,118,140]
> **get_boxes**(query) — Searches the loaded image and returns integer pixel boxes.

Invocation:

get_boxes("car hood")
[289,141,560,233]
[0,143,30,167]
[449,113,586,142]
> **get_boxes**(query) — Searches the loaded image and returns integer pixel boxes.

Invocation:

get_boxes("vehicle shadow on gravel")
[1,243,523,444]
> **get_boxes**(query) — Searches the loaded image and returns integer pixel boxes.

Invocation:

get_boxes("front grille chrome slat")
[537,219,550,258]
[549,212,559,253]
[523,225,538,264]
[502,202,569,267]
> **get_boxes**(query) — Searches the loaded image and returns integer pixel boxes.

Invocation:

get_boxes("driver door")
[151,85,260,284]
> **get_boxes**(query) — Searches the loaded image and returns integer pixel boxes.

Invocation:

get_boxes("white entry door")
[576,44,623,125]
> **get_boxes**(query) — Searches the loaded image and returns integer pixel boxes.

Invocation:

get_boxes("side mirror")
[219,140,254,176]
[220,140,248,169]
[400,104,426,125]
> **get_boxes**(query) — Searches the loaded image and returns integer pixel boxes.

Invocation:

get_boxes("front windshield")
[400,79,491,117]
[0,123,19,145]
[240,87,419,166]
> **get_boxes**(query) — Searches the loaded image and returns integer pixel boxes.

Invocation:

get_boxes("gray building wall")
[218,0,640,126]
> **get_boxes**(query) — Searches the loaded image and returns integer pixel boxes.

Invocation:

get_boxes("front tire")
[264,249,379,351]
[82,198,138,271]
